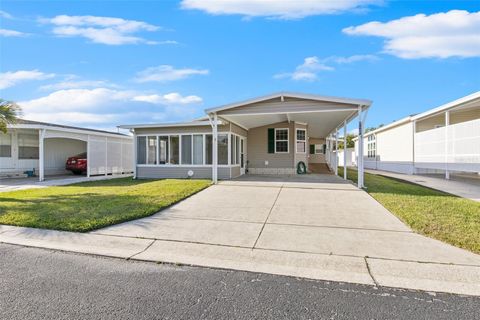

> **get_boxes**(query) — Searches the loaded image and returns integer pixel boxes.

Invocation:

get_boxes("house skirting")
[249,168,296,175]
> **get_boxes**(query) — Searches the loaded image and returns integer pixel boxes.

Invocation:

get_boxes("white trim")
[205,91,372,114]
[314,144,324,155]
[119,120,224,129]
[412,91,480,121]
[136,164,234,168]
[274,128,289,154]
[295,128,306,154]
[218,108,360,117]
[10,124,130,139]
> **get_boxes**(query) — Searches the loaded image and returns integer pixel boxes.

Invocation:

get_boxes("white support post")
[87,135,91,177]
[343,121,347,180]
[105,137,108,176]
[335,129,339,176]
[358,106,364,188]
[132,131,137,179]
[38,129,45,182]
[212,113,218,184]
[445,111,450,180]
[412,121,416,175]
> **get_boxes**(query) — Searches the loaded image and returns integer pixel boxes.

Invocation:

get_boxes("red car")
[65,152,87,175]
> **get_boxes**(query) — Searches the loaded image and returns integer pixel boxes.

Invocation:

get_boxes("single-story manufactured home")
[354,91,480,178]
[120,92,372,188]
[0,120,134,181]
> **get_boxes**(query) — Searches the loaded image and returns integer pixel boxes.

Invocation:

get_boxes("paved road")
[0,244,478,320]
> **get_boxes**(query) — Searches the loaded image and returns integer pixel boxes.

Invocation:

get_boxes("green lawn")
[0,178,210,232]
[339,167,480,254]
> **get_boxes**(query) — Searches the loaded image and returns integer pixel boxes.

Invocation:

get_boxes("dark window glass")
[137,136,146,164]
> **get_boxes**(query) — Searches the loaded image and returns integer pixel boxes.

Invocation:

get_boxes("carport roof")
[205,91,371,114]
[10,119,129,137]
[206,92,371,137]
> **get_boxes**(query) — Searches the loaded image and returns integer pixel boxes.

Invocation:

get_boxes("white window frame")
[314,144,324,154]
[274,128,289,154]
[367,135,376,158]
[295,129,306,154]
[135,131,245,168]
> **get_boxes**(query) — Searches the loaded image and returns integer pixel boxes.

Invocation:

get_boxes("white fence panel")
[122,140,133,173]
[89,136,107,175]
[415,118,480,172]
[107,138,122,174]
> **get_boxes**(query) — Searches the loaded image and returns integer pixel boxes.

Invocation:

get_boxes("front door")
[240,137,246,175]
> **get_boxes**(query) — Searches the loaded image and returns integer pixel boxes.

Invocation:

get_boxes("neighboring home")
[354,91,480,178]
[120,92,372,188]
[0,120,133,181]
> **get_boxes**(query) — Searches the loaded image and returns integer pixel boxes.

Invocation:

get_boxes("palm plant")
[0,99,22,134]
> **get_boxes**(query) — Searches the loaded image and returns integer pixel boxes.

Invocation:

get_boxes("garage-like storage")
[1,120,133,181]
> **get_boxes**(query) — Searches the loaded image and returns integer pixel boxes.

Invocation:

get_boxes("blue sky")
[1,0,479,133]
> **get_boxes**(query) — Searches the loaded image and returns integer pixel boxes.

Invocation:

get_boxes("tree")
[0,99,22,134]
[365,123,384,133]
[338,133,356,149]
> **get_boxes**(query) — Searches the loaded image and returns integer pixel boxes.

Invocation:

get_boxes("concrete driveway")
[93,174,480,295]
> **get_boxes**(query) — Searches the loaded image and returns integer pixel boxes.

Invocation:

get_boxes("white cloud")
[39,79,117,91]
[181,0,381,19]
[0,70,55,89]
[274,56,333,81]
[0,10,13,19]
[274,55,375,81]
[343,10,480,59]
[326,54,378,64]
[19,88,133,113]
[41,15,162,45]
[0,28,27,37]
[133,93,203,104]
[18,88,203,128]
[135,65,209,83]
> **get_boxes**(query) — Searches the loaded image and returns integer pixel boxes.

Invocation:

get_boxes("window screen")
[147,136,157,164]
[159,136,168,164]
[218,134,228,165]
[0,133,12,157]
[230,134,236,165]
[137,136,146,164]
[205,134,213,165]
[18,133,39,159]
[235,135,240,165]
[193,134,203,165]
[181,135,192,165]
[169,136,179,164]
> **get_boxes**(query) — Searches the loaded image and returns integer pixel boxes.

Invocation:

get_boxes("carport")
[2,120,133,181]
[206,92,371,188]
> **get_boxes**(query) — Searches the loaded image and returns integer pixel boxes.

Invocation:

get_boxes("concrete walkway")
[0,173,133,193]
[1,173,479,296]
[365,169,480,202]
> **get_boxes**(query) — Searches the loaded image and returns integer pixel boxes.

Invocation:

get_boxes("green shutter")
[268,128,275,153]
[309,144,315,154]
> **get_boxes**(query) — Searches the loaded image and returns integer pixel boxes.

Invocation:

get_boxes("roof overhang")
[8,123,130,139]
[207,92,371,137]
[412,91,480,121]
[118,120,223,130]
